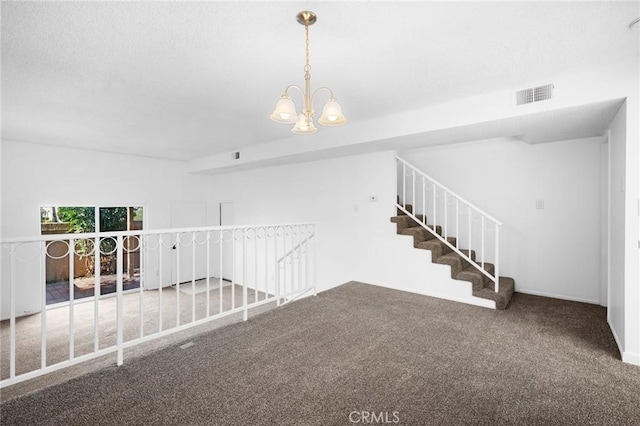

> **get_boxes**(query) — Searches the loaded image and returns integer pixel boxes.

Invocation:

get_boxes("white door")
[170,202,207,285]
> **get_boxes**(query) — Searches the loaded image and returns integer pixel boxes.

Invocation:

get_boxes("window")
[40,206,143,304]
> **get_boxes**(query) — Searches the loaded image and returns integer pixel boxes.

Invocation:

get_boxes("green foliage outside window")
[56,207,95,233]
[50,206,142,275]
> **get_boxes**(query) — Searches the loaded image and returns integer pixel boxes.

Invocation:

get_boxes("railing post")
[69,238,75,361]
[94,234,101,352]
[402,163,406,208]
[292,231,297,295]
[40,241,47,369]
[468,204,472,254]
[283,230,288,299]
[412,169,416,210]
[481,216,485,269]
[304,233,316,296]
[158,234,164,332]
[444,192,448,238]
[206,231,211,317]
[422,177,426,225]
[219,232,224,314]
[455,198,459,249]
[139,236,144,339]
[231,230,236,309]
[176,233,181,326]
[297,228,302,296]
[275,228,280,306]
[254,228,259,303]
[242,229,248,321]
[312,228,317,296]
[191,232,196,323]
[9,245,16,379]
[432,182,436,232]
[116,235,124,367]
[495,225,500,293]
[264,228,268,301]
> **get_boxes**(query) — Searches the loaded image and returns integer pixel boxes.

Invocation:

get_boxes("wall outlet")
[536,199,545,209]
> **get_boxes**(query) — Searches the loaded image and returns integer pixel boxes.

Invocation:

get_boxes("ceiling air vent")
[516,83,554,105]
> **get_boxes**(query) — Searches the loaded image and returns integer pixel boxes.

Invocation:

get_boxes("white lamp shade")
[318,99,347,126]
[292,114,318,134]
[270,97,298,124]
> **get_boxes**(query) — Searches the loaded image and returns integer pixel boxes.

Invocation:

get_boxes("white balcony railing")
[0,223,316,388]
[396,155,501,291]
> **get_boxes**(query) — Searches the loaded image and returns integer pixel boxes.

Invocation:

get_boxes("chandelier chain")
[304,24,311,78]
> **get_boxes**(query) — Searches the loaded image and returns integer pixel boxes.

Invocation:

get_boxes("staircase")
[393,156,515,309]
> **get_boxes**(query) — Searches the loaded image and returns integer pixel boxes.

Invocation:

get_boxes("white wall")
[0,140,216,317]
[0,141,219,238]
[606,96,640,366]
[599,138,608,307]
[608,103,626,354]
[400,136,603,304]
[201,150,495,308]
[622,88,640,367]
[201,151,395,294]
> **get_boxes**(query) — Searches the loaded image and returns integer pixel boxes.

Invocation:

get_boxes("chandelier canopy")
[269,11,347,135]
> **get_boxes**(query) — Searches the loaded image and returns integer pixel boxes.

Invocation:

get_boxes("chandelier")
[269,11,347,135]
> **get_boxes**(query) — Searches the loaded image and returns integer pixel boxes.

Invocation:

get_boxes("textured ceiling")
[2,1,639,161]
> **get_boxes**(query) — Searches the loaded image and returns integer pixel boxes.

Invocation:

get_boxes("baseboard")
[604,317,640,366]
[608,318,623,359]
[516,288,599,305]
[356,281,496,310]
[622,351,640,366]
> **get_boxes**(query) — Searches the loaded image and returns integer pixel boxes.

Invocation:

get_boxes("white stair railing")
[275,225,317,304]
[396,155,502,292]
[0,222,316,388]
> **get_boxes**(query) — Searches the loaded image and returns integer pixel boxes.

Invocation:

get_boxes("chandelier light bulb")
[292,113,318,135]
[318,99,347,126]
[270,96,298,124]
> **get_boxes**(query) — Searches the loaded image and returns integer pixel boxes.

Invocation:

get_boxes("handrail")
[395,155,502,226]
[1,222,318,244]
[276,233,315,264]
[395,155,501,293]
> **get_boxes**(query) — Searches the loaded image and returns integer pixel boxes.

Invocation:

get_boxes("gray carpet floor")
[1,282,639,425]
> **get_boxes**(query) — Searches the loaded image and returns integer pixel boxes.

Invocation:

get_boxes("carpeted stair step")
[390,214,426,233]
[456,263,495,291]
[416,237,457,259]
[398,225,442,243]
[397,203,413,215]
[472,277,515,310]
[390,202,515,310]
[399,226,441,247]
[435,250,476,278]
